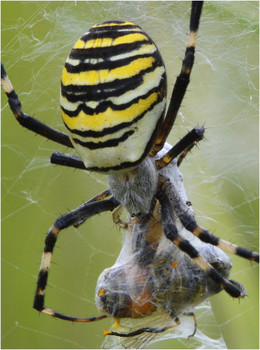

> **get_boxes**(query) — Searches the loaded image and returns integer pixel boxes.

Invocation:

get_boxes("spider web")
[1,1,259,349]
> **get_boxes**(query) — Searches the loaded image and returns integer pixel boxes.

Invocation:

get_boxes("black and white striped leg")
[157,177,248,298]
[180,214,259,262]
[1,63,73,148]
[160,175,259,263]
[33,196,119,322]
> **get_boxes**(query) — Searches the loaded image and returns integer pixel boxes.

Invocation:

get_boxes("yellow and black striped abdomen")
[61,21,167,172]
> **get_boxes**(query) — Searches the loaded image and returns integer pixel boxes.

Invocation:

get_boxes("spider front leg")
[33,196,119,322]
[1,63,73,148]
[157,175,249,298]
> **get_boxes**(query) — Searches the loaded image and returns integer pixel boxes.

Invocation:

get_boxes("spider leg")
[181,217,259,262]
[177,131,204,167]
[1,63,73,148]
[177,145,197,167]
[151,1,203,156]
[157,175,248,298]
[33,196,119,322]
[51,152,87,170]
[73,189,112,228]
[156,126,204,169]
[161,175,259,263]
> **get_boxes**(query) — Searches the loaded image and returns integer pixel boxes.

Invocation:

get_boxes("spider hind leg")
[157,175,258,299]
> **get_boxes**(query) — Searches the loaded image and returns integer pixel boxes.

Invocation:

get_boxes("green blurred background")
[1,1,259,349]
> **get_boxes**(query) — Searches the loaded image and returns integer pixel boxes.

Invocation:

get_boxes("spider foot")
[224,279,247,298]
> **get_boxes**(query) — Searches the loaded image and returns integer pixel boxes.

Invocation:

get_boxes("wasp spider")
[1,0,258,332]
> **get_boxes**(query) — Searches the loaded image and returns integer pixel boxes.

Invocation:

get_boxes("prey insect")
[1,0,258,340]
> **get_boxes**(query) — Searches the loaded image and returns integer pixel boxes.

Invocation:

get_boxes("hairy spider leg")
[156,126,204,169]
[157,175,258,298]
[151,1,203,157]
[33,196,119,321]
[177,137,203,167]
[1,63,73,148]
[162,176,259,263]
[158,182,244,298]
[73,189,112,228]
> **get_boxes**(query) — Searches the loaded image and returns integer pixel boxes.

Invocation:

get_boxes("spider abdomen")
[60,20,167,173]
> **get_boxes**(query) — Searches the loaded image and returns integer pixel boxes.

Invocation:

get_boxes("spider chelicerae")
[1,0,259,342]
